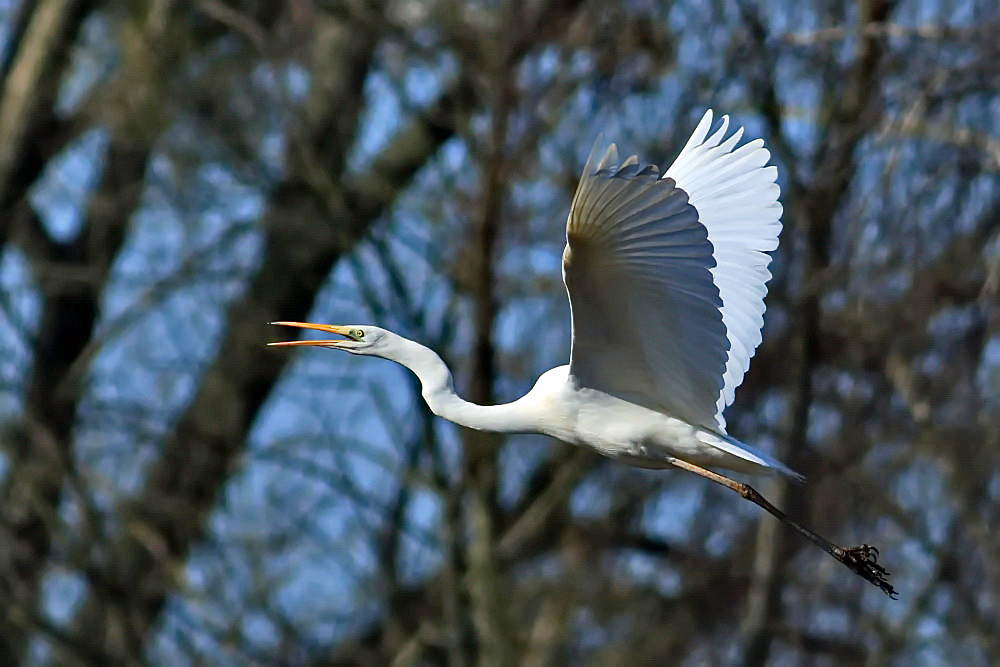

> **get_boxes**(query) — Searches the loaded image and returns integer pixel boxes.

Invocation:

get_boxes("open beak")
[268,321,358,347]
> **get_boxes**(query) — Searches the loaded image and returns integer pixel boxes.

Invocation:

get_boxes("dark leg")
[664,456,896,598]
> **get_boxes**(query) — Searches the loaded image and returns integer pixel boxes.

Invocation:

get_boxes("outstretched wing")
[563,111,781,431]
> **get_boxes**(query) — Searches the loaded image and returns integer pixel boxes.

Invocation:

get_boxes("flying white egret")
[270,110,895,597]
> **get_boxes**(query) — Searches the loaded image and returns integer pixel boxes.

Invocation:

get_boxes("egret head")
[268,322,395,357]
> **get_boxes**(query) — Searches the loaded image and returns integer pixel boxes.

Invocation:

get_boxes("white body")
[416,352,793,476]
[518,367,786,473]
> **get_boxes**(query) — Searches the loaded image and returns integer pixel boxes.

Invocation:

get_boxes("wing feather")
[664,110,782,428]
[563,111,781,432]
[564,146,727,431]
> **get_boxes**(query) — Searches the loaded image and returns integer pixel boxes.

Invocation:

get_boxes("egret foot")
[838,544,896,598]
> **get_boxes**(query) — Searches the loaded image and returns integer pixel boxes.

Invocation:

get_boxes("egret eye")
[352,329,365,339]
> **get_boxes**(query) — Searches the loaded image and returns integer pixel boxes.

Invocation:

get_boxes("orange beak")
[267,321,358,347]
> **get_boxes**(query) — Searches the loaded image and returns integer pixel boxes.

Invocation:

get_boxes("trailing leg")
[664,456,896,598]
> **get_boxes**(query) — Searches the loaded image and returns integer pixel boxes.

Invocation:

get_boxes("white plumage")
[269,114,903,596]
[665,111,782,428]
[565,109,781,435]
[271,109,789,476]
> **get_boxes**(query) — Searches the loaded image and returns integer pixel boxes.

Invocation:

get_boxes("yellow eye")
[352,329,365,339]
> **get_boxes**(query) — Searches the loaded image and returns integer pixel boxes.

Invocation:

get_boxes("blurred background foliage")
[0,0,998,664]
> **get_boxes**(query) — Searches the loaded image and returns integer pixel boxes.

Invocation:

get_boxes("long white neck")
[389,338,542,433]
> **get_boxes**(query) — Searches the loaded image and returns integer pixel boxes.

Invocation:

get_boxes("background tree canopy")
[1,0,998,664]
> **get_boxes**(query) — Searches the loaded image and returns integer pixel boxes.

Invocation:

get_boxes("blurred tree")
[0,0,997,665]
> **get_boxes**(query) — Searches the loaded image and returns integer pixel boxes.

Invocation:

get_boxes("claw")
[840,544,897,598]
